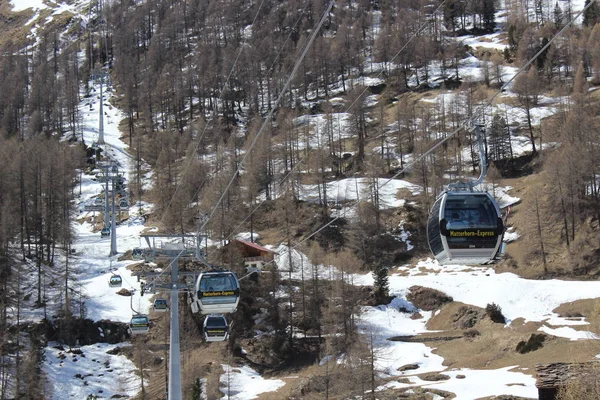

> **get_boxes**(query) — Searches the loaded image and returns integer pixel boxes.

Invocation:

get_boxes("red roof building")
[228,239,277,270]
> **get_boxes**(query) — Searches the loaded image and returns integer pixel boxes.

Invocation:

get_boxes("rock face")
[536,361,599,387]
[535,361,600,400]
[406,286,453,311]
[116,288,133,296]
[42,317,130,346]
[420,373,451,381]
[452,306,484,329]
[397,363,420,372]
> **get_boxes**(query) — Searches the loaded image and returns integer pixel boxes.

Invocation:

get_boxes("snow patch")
[538,326,600,341]
[379,366,537,399]
[10,0,48,12]
[220,364,285,400]
[43,343,140,400]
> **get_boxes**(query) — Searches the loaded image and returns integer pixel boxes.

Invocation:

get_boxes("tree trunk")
[534,195,547,272]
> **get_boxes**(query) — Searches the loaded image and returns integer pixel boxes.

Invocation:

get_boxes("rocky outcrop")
[42,317,130,346]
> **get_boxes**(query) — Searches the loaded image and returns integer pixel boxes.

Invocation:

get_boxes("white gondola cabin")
[128,314,150,335]
[153,298,168,312]
[427,191,504,265]
[203,314,229,342]
[109,275,122,288]
[191,271,240,315]
[426,124,507,265]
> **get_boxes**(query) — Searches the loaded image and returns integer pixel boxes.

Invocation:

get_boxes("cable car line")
[265,0,313,78]
[340,0,450,118]
[156,0,269,230]
[176,0,449,271]
[164,0,333,317]
[198,0,335,237]
[213,0,596,270]
[375,0,596,193]
[103,3,598,399]
[132,247,187,293]
[208,0,450,250]
[155,0,315,239]
[297,0,588,257]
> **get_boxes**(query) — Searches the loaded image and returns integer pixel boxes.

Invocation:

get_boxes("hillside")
[0,0,600,399]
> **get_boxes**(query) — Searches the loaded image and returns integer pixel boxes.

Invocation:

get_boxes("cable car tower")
[426,124,505,265]
[84,161,128,255]
[134,234,206,400]
[91,70,108,145]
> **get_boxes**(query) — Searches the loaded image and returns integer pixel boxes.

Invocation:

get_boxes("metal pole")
[104,164,110,229]
[98,77,105,144]
[110,176,117,255]
[471,124,487,188]
[89,30,93,73]
[168,258,182,400]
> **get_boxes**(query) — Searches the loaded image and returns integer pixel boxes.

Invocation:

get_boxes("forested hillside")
[104,0,600,273]
[1,0,600,397]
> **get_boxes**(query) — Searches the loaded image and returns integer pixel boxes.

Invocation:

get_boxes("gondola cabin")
[109,275,122,288]
[101,227,110,237]
[119,199,128,209]
[129,314,150,335]
[131,248,143,260]
[427,191,505,265]
[203,314,229,342]
[153,298,168,312]
[191,271,240,315]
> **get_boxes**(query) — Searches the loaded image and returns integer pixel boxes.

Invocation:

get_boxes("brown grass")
[494,173,567,278]
[417,298,600,380]
[433,321,598,371]
[0,3,34,47]
[0,4,80,49]
[556,362,600,400]
[553,299,597,321]
[427,302,485,331]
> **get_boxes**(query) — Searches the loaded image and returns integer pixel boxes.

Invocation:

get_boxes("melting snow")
[538,326,600,341]
[43,343,140,400]
[10,0,47,12]
[380,366,537,400]
[220,364,285,400]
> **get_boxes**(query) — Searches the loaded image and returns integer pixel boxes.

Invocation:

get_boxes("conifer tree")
[583,0,600,26]
[489,114,512,161]
[553,2,564,29]
[482,0,496,32]
[372,265,389,305]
